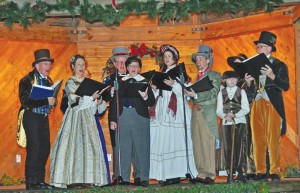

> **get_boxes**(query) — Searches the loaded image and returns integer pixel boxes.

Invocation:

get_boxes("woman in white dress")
[149,45,198,185]
[50,54,109,188]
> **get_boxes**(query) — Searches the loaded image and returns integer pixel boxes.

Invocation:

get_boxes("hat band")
[37,57,51,60]
[161,45,179,59]
[114,52,128,56]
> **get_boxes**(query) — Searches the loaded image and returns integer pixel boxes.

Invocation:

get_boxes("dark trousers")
[222,123,246,174]
[23,111,50,185]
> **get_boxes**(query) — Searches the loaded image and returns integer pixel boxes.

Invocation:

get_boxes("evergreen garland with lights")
[0,0,283,28]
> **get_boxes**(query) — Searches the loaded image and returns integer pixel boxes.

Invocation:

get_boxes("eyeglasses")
[257,45,269,49]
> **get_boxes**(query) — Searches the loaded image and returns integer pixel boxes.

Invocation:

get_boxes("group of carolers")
[18,31,289,190]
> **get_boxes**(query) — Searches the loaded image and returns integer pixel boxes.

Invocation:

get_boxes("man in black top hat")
[244,31,289,182]
[18,49,56,190]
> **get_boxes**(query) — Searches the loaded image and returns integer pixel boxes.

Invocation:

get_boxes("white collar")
[226,85,238,91]
[122,74,145,81]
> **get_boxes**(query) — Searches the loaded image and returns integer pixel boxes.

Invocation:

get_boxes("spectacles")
[257,45,269,49]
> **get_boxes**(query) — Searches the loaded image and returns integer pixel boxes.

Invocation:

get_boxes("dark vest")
[222,87,242,114]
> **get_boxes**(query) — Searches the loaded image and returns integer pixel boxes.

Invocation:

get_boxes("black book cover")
[142,63,189,91]
[229,53,274,79]
[227,57,246,79]
[75,78,111,97]
[122,81,149,98]
[243,53,274,79]
[185,76,214,93]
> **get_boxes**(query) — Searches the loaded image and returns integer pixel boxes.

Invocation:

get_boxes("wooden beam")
[0,24,77,42]
[77,25,201,42]
[200,6,295,40]
[293,5,300,23]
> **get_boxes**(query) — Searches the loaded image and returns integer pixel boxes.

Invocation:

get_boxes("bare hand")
[260,65,275,80]
[245,73,254,87]
[138,87,148,100]
[151,85,158,93]
[48,97,56,106]
[184,88,196,98]
[110,87,115,97]
[95,96,103,105]
[163,77,175,86]
[92,90,101,100]
[110,122,117,130]
[225,112,234,122]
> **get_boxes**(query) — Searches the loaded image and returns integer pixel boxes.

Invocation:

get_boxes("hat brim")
[32,58,54,66]
[110,55,129,63]
[192,53,213,66]
[254,40,276,52]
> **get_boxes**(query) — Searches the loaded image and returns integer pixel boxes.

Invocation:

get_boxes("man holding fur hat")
[216,71,250,183]
[245,31,289,182]
[18,49,56,190]
[185,45,221,184]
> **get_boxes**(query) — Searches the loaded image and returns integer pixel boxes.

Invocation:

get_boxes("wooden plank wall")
[0,5,298,182]
[0,39,77,181]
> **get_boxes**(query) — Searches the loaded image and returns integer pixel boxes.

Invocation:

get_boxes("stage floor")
[0,177,300,193]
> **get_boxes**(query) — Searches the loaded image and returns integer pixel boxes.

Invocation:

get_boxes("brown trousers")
[250,98,281,175]
[192,108,216,179]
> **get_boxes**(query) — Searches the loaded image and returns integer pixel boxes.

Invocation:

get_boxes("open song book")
[75,78,111,99]
[229,53,274,79]
[30,80,63,99]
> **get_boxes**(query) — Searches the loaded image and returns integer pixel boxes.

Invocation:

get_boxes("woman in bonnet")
[149,45,197,185]
[50,54,110,188]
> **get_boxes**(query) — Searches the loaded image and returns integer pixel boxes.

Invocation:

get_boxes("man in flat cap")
[245,31,289,182]
[18,49,56,190]
[185,45,221,184]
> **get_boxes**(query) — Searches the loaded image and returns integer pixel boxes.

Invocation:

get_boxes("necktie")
[198,71,204,80]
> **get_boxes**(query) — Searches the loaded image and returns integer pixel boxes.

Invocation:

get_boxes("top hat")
[227,53,248,68]
[222,71,240,80]
[192,45,213,66]
[32,49,54,66]
[110,46,130,62]
[254,31,277,52]
[160,44,180,61]
[125,56,142,68]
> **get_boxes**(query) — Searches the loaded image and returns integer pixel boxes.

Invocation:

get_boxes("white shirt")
[216,85,250,125]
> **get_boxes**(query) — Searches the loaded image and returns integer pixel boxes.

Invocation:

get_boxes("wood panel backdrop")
[0,5,299,182]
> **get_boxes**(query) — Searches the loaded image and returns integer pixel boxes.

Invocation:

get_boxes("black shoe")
[134,178,142,186]
[245,174,256,180]
[270,174,281,182]
[162,177,181,186]
[252,173,268,182]
[191,177,205,184]
[26,182,55,190]
[141,181,149,187]
[158,180,166,185]
[203,177,215,184]
[234,174,247,183]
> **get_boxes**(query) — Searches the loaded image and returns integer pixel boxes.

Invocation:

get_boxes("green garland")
[0,0,283,28]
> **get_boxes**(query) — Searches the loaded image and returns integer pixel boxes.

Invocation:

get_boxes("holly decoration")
[0,0,284,28]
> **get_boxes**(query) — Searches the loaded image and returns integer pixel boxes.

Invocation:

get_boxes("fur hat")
[222,71,240,79]
[125,56,142,68]
[32,49,54,66]
[192,45,213,66]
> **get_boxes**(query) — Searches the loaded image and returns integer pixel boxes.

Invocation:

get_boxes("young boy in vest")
[216,71,250,183]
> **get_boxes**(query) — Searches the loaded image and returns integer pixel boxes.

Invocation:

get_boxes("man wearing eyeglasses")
[244,31,289,182]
